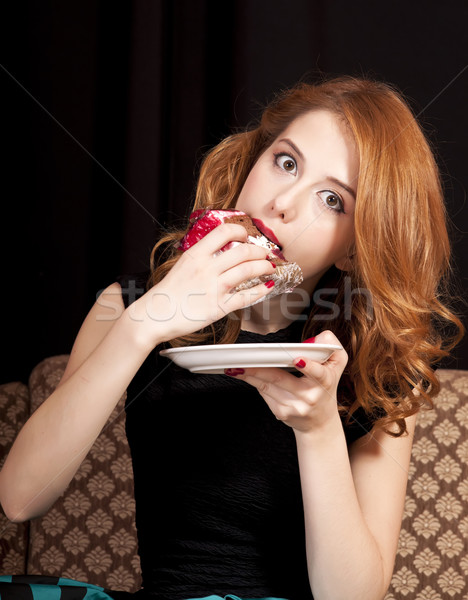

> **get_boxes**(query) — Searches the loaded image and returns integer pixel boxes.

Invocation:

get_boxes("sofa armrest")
[5,355,141,593]
[0,381,31,574]
[385,369,468,599]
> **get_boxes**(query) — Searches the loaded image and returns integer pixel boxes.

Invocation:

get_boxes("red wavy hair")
[148,76,464,436]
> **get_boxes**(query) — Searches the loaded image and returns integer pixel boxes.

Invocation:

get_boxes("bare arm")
[295,412,415,600]
[0,223,276,522]
[0,282,150,521]
[235,329,415,600]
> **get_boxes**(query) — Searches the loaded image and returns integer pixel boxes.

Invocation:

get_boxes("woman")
[0,76,463,600]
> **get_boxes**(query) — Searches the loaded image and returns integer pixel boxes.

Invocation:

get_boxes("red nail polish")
[270,263,276,268]
[265,280,275,289]
[295,359,306,369]
[224,368,245,376]
[303,337,316,343]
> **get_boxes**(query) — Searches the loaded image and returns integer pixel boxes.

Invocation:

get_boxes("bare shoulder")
[57,282,125,387]
[349,413,416,465]
[349,413,416,495]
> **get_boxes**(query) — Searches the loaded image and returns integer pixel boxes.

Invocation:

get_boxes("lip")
[251,217,281,248]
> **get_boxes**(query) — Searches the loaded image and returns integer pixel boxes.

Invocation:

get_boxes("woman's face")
[235,109,359,294]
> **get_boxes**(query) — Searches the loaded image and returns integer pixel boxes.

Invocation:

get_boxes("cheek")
[235,182,250,211]
[236,167,265,210]
[290,222,354,267]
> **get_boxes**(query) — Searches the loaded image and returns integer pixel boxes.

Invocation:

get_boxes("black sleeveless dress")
[117,273,376,600]
[0,273,376,600]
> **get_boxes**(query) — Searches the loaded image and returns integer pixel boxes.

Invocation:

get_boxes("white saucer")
[159,343,342,374]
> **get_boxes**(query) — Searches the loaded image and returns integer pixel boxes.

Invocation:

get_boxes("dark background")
[1,0,467,383]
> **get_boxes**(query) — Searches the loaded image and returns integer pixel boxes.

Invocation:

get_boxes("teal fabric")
[0,577,288,600]
[58,578,114,599]
[0,575,115,599]
[189,597,287,600]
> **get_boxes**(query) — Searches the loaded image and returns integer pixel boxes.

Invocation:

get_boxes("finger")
[305,330,348,369]
[311,329,343,349]
[220,258,276,291]
[225,368,288,419]
[185,223,248,256]
[292,349,347,390]
[231,366,302,395]
[217,278,277,313]
[215,240,271,273]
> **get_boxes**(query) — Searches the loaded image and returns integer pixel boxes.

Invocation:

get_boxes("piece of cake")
[178,209,303,302]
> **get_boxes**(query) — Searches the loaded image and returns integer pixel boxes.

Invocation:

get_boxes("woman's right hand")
[1,227,275,521]
[130,223,276,346]
[0,224,274,522]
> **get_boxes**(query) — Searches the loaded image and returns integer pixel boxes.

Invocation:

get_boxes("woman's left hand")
[225,330,348,434]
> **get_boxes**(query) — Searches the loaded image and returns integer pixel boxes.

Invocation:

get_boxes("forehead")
[274,110,359,178]
[278,110,352,146]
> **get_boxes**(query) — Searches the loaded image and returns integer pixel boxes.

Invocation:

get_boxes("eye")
[317,190,345,213]
[274,153,297,175]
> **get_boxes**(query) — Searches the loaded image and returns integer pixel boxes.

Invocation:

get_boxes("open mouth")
[251,217,282,250]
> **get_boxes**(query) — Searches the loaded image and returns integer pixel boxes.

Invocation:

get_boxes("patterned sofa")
[0,356,141,593]
[0,356,467,598]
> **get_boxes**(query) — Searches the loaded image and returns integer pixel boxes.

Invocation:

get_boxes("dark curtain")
[1,0,467,383]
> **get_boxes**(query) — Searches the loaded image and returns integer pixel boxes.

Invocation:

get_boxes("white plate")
[159,343,342,374]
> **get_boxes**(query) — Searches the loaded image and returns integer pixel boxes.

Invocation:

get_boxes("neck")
[240,286,312,335]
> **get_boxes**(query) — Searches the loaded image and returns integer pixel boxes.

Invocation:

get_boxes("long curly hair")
[147,76,464,436]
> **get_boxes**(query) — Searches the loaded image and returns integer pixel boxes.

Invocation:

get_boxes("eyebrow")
[279,138,304,162]
[279,137,357,201]
[327,177,356,201]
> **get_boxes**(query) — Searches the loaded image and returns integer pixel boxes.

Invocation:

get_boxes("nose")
[270,184,303,221]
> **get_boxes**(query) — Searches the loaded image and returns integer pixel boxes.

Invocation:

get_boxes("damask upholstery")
[0,355,141,593]
[0,381,29,576]
[0,357,467,598]
[385,369,468,600]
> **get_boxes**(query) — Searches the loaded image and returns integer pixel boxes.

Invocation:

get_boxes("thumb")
[294,330,348,383]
